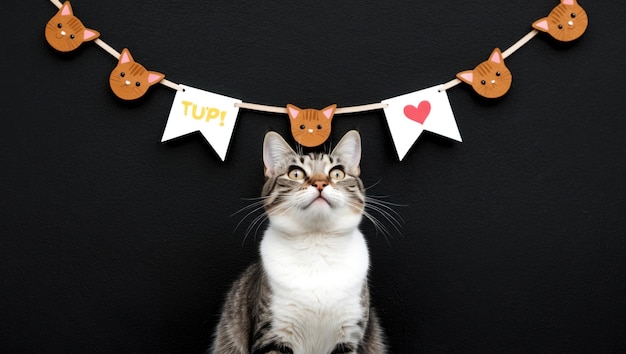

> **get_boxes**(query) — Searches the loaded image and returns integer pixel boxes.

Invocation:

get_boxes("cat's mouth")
[305,195,331,209]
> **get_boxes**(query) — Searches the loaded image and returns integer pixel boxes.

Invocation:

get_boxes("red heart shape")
[403,101,431,124]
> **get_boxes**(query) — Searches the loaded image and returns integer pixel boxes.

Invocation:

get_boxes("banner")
[161,85,241,161]
[382,85,462,161]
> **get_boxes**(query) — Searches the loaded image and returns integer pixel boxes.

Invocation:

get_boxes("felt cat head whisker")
[45,1,100,52]
[533,0,588,42]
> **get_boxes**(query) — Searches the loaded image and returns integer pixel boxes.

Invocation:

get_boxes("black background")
[2,1,625,353]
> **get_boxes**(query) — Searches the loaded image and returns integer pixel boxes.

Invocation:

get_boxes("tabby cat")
[210,130,386,354]
[109,48,164,100]
[532,0,588,42]
[457,48,512,99]
[45,1,99,52]
[287,104,337,148]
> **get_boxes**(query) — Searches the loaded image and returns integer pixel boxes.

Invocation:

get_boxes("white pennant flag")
[161,84,241,161]
[382,84,462,160]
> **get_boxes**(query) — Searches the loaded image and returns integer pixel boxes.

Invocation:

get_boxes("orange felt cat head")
[456,48,512,99]
[45,1,100,52]
[287,104,337,147]
[109,48,165,101]
[533,0,588,42]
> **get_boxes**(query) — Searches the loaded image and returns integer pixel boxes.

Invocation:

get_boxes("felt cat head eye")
[45,1,100,52]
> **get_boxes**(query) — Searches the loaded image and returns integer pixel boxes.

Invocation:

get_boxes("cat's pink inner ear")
[83,29,98,41]
[459,72,473,84]
[61,2,72,16]
[562,0,575,5]
[490,49,502,64]
[147,72,164,84]
[120,50,132,64]
[288,106,300,119]
[533,19,550,32]
[322,107,335,119]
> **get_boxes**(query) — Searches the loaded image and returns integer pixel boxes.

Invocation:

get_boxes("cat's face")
[45,2,99,52]
[533,0,588,42]
[287,104,337,148]
[457,48,512,99]
[109,49,164,100]
[262,130,364,233]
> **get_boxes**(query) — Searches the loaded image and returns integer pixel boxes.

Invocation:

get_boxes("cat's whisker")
[366,197,405,221]
[242,212,269,245]
[233,203,266,233]
[364,203,404,235]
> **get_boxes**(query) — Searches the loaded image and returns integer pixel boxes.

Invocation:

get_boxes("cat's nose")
[125,80,131,86]
[60,30,66,36]
[313,181,328,191]
[568,20,574,27]
[308,129,314,133]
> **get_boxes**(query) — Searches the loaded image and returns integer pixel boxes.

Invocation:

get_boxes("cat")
[109,48,165,100]
[532,0,588,42]
[45,1,100,52]
[286,104,337,148]
[210,130,386,354]
[456,48,512,99]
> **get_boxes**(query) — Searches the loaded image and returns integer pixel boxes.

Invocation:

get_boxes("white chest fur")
[261,228,370,354]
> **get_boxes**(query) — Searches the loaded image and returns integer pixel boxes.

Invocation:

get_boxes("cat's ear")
[321,104,337,120]
[561,0,576,5]
[83,28,100,42]
[263,131,297,177]
[489,48,503,64]
[60,1,73,16]
[147,71,165,86]
[119,48,134,64]
[331,130,361,175]
[456,70,474,84]
[286,104,301,120]
[532,17,550,32]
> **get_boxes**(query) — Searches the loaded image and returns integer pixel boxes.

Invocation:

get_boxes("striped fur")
[211,131,386,354]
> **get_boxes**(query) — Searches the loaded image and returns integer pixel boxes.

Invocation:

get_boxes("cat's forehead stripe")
[130,63,145,76]
[68,17,82,32]
[553,5,566,17]
[476,61,492,76]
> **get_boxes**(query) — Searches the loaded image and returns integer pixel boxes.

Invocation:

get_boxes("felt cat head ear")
[286,104,337,147]
[456,48,512,99]
[45,1,100,52]
[109,48,165,100]
[532,0,588,42]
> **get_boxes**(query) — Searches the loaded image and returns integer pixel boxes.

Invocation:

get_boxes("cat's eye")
[317,125,322,129]
[70,34,75,39]
[299,125,305,130]
[571,13,576,18]
[558,24,563,29]
[57,23,62,28]
[496,71,501,76]
[120,72,125,77]
[288,168,305,180]
[481,80,486,85]
[135,82,141,86]
[329,168,345,180]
